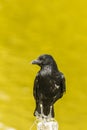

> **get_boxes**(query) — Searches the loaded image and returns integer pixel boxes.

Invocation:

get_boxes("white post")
[37,119,59,130]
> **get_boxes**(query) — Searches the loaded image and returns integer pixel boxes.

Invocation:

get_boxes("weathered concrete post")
[37,118,59,130]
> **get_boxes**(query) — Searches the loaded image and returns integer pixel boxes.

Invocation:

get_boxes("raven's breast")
[38,76,53,97]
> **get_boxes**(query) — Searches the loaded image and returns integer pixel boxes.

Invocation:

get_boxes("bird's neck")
[41,64,58,74]
[41,65,52,72]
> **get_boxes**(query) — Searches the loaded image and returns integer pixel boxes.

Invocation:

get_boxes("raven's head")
[32,54,58,69]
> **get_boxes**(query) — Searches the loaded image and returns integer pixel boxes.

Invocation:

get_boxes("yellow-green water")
[0,0,87,130]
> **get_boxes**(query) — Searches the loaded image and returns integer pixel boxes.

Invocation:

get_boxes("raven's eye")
[39,57,44,61]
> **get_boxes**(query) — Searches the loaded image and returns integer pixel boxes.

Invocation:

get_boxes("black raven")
[32,54,66,119]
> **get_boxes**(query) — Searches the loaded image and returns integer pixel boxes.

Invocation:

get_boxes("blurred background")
[0,0,87,130]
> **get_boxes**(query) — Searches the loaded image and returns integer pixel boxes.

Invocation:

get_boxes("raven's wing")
[50,72,66,105]
[33,73,42,116]
[33,73,40,102]
[60,73,66,93]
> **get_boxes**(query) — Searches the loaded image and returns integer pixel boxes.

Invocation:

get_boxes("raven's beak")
[31,59,40,65]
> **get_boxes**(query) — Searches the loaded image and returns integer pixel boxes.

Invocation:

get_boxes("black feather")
[32,54,66,118]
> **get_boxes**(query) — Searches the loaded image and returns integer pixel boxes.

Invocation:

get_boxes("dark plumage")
[32,54,66,118]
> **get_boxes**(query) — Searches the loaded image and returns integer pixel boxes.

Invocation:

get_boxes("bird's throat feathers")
[40,64,58,76]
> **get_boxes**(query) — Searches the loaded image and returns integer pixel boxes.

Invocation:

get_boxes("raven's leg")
[40,104,43,115]
[48,106,52,119]
[40,103,45,118]
[48,105,54,119]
